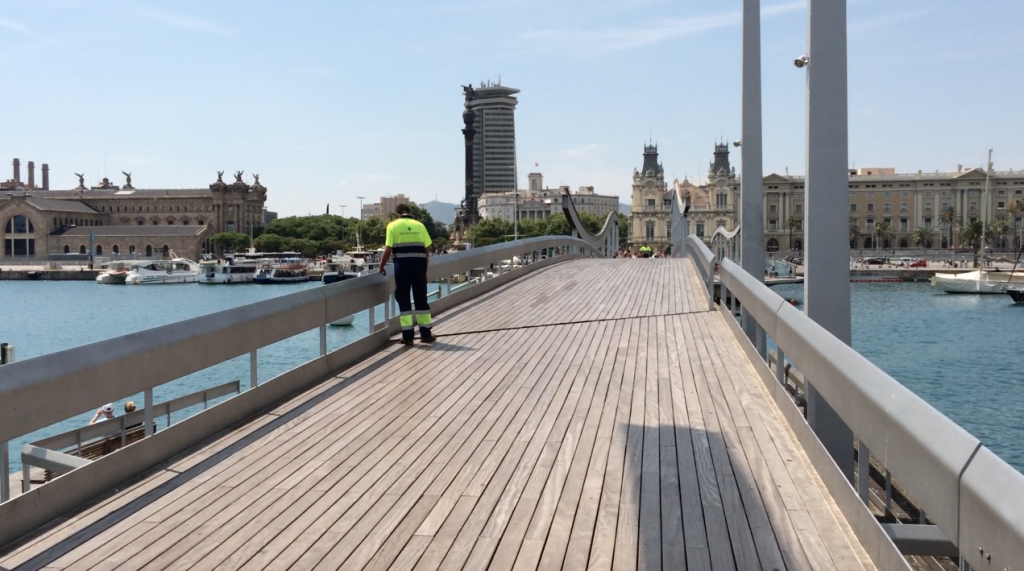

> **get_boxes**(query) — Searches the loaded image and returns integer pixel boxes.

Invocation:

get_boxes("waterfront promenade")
[0,259,873,570]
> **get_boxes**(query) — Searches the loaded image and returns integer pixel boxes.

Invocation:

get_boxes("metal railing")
[682,233,1024,571]
[561,189,620,256]
[0,236,602,546]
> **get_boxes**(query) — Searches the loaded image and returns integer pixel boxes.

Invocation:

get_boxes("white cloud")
[0,17,29,33]
[150,12,233,35]
[518,1,803,55]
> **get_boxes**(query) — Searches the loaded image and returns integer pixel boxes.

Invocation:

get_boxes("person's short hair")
[395,204,412,215]
[124,401,136,413]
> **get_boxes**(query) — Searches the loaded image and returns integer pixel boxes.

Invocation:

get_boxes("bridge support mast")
[804,0,854,481]
[740,0,765,349]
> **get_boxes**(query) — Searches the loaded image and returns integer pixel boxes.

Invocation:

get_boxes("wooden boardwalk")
[0,259,874,570]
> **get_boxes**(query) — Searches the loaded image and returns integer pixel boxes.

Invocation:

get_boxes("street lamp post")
[356,196,365,249]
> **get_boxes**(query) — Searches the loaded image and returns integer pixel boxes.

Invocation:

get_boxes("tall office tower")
[468,81,519,194]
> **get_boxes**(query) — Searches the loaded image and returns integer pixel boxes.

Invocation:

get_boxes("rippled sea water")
[771,281,1024,473]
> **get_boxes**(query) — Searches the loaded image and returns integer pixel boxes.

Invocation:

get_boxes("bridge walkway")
[0,259,874,570]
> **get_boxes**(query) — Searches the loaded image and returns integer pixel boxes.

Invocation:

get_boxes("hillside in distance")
[420,200,459,224]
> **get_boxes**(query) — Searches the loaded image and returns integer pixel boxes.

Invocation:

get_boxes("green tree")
[849,217,860,248]
[618,213,629,247]
[911,226,934,248]
[209,232,250,252]
[958,219,985,266]
[785,215,801,251]
[253,233,291,252]
[1007,198,1024,250]
[873,220,892,250]
[543,213,572,236]
[988,215,1013,250]
[467,218,515,247]
[939,206,959,249]
[290,238,319,258]
[359,216,387,248]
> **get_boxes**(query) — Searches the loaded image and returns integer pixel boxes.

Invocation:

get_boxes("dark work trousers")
[394,259,431,341]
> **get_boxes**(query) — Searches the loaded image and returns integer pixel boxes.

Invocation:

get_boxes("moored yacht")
[125,258,201,285]
[95,261,131,285]
[930,269,1024,294]
[198,257,260,284]
[253,260,309,284]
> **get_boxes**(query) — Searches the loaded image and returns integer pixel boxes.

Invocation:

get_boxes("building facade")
[679,143,1024,253]
[478,173,619,223]
[467,81,519,194]
[0,166,266,261]
[628,145,672,253]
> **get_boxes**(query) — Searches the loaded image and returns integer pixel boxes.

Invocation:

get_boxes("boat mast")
[982,148,992,267]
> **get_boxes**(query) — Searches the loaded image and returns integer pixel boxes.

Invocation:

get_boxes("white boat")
[329,314,355,326]
[930,269,1024,294]
[197,257,259,284]
[253,260,309,284]
[341,249,382,279]
[95,261,131,285]
[126,258,201,285]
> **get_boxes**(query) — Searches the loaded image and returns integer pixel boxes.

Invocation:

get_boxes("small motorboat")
[329,314,355,326]
[95,261,130,285]
[930,269,1024,294]
[1007,285,1024,305]
[197,257,260,284]
[253,260,309,284]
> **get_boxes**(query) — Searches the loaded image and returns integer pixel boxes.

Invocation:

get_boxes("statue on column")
[122,171,134,189]
[74,173,86,189]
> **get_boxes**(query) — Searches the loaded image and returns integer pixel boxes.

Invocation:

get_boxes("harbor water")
[1,280,1022,476]
[771,281,1024,473]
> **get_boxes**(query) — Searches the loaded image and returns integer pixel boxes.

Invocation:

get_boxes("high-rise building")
[468,81,519,194]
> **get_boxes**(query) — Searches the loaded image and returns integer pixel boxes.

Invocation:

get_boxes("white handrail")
[685,234,1024,569]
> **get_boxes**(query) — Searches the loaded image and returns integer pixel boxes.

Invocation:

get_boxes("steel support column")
[741,0,765,349]
[804,0,854,481]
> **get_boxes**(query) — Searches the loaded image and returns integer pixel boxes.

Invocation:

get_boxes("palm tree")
[987,215,1012,250]
[911,226,934,248]
[939,206,959,249]
[785,214,801,251]
[1007,198,1024,250]
[849,217,861,248]
[873,220,892,250]
[958,219,985,267]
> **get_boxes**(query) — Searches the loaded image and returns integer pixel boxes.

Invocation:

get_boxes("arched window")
[162,245,170,257]
[899,238,909,249]
[63,245,70,254]
[767,238,779,252]
[112,245,119,254]
[5,215,32,234]
[145,245,153,257]
[95,245,103,255]
[793,239,803,251]
[129,245,136,254]
[79,245,87,254]
[864,237,873,249]
[182,219,190,226]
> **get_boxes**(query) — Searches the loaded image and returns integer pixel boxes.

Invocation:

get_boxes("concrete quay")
[0,267,99,280]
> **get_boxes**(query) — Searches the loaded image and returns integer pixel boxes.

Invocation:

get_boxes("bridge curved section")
[561,189,618,257]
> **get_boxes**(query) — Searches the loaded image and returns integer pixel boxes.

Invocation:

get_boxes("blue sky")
[2,0,1021,217]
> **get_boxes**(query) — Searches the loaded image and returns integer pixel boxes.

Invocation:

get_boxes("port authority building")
[1,161,267,262]
[629,143,1024,254]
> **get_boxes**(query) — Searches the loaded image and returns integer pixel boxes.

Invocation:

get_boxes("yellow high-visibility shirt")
[386,216,432,259]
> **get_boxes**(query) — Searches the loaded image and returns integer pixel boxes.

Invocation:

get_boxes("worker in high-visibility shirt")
[639,244,652,258]
[379,204,435,344]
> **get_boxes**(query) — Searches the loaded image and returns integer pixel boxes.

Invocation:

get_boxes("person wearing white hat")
[90,403,115,425]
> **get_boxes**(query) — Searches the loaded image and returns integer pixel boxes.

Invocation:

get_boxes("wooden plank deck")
[0,259,875,571]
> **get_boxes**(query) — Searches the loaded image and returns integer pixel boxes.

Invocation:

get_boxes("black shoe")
[420,330,436,343]
[400,338,415,346]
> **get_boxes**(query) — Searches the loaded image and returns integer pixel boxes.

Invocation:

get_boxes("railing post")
[249,349,258,389]
[775,347,786,386]
[707,255,716,311]
[0,442,9,502]
[741,0,765,346]
[144,388,154,438]
[369,305,376,332]
[858,440,870,503]
[22,461,30,493]
[319,324,327,356]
